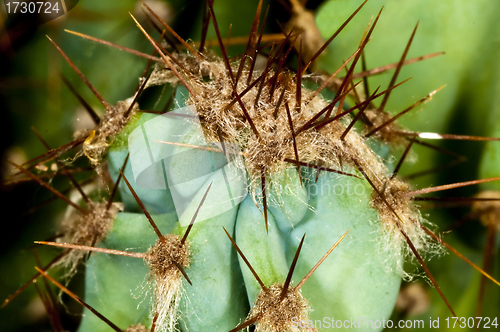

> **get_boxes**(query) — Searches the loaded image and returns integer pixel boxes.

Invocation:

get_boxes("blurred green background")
[1,0,499,331]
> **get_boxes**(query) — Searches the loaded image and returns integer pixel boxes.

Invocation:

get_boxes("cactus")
[2,1,500,332]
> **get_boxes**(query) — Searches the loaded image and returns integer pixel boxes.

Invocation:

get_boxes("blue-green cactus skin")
[78,212,177,331]
[85,94,402,331]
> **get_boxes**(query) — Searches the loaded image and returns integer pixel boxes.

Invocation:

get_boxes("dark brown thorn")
[283,158,361,179]
[256,43,276,108]
[21,178,95,217]
[353,160,402,224]
[302,0,368,73]
[313,78,412,132]
[28,128,50,151]
[59,73,100,125]
[129,14,200,103]
[314,160,323,183]
[261,168,268,234]
[150,311,159,332]
[147,29,200,81]
[272,25,296,64]
[119,170,166,245]
[199,32,285,49]
[46,35,111,112]
[402,158,465,181]
[366,86,445,138]
[273,77,289,118]
[86,234,98,261]
[64,29,163,64]
[33,279,63,332]
[334,67,350,118]
[416,223,500,288]
[107,153,130,211]
[32,284,48,317]
[340,87,379,141]
[32,249,61,331]
[173,261,192,286]
[393,130,500,141]
[20,137,85,167]
[269,32,298,101]
[280,234,305,301]
[7,160,87,214]
[256,32,301,55]
[476,224,496,318]
[350,52,445,80]
[391,134,417,180]
[297,80,362,135]
[223,227,267,291]
[247,5,270,86]
[269,22,294,53]
[380,180,389,197]
[31,127,90,204]
[35,267,123,332]
[35,241,147,259]
[198,0,211,52]
[354,160,456,316]
[134,28,183,85]
[217,128,228,158]
[413,138,466,160]
[326,19,369,120]
[223,62,273,111]
[5,168,91,187]
[361,51,370,98]
[295,39,302,113]
[378,22,418,113]
[206,0,235,85]
[81,162,192,285]
[39,239,77,260]
[229,314,262,332]
[403,177,500,197]
[156,112,198,120]
[235,0,263,88]
[232,82,262,141]
[413,197,500,202]
[20,177,93,217]
[161,86,178,113]
[140,8,177,50]
[33,282,62,332]
[181,182,213,245]
[327,8,383,119]
[345,64,363,105]
[139,110,166,115]
[315,88,374,131]
[139,0,203,61]
[285,103,302,186]
[361,15,376,47]
[125,71,152,118]
[295,230,349,291]
[2,251,69,308]
[401,224,456,316]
